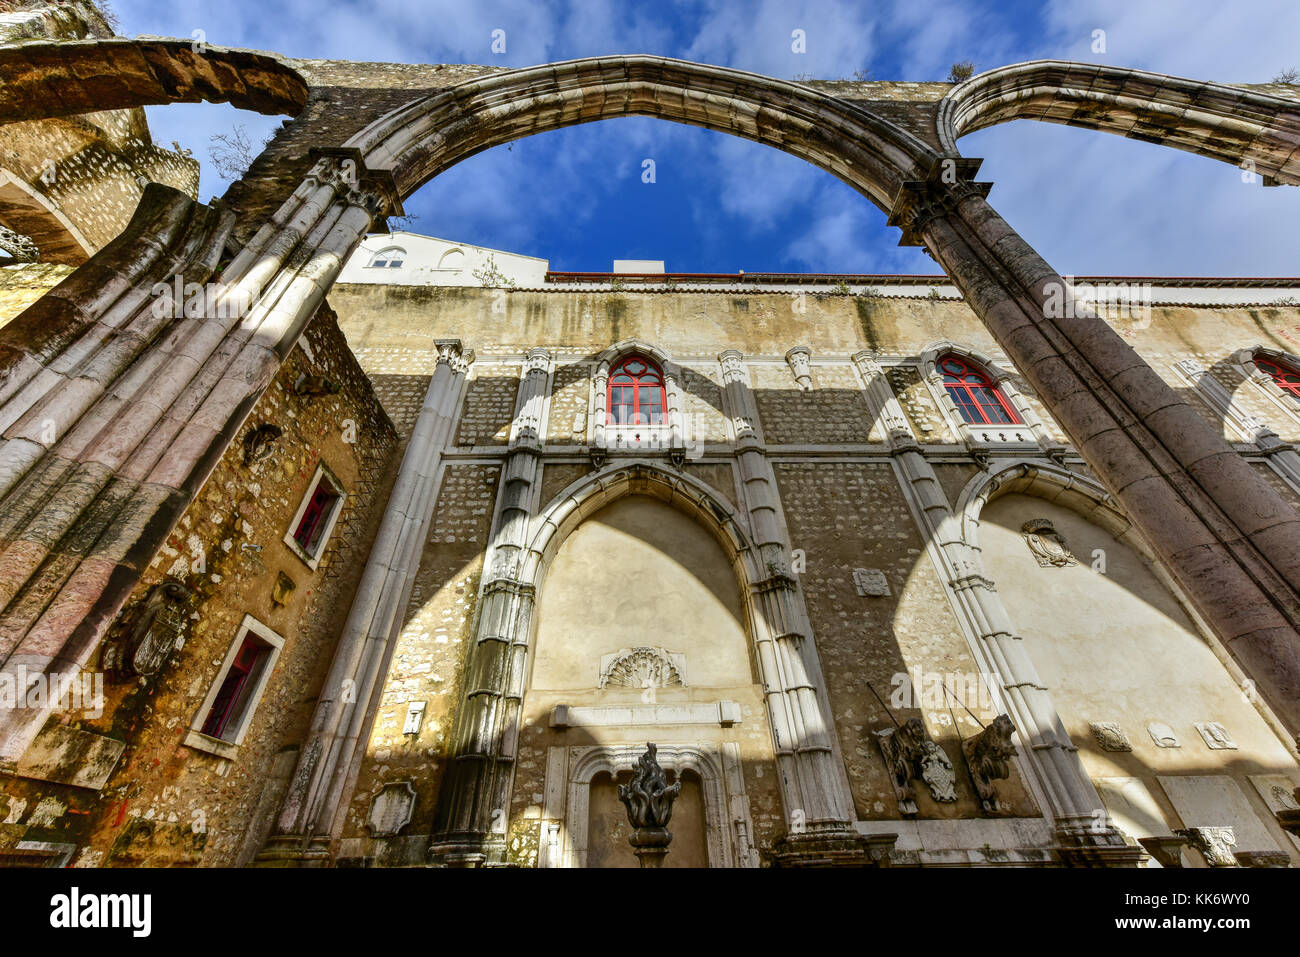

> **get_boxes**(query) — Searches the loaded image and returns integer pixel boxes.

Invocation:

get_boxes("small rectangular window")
[200,634,273,741]
[185,615,284,758]
[285,464,345,569]
[294,483,340,553]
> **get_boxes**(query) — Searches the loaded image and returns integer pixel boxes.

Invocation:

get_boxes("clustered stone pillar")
[716,349,866,862]
[851,352,1139,860]
[429,348,550,865]
[258,340,471,865]
[900,174,1300,734]
[0,151,396,766]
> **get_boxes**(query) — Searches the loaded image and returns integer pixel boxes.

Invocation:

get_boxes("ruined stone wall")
[0,303,398,867]
[0,261,70,328]
[0,0,200,264]
[325,282,1300,865]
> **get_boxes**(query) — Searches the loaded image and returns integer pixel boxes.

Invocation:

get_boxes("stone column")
[715,349,863,859]
[257,340,471,865]
[896,175,1300,733]
[852,351,1140,860]
[429,348,550,865]
[0,151,398,765]
[663,362,685,459]
[590,358,609,461]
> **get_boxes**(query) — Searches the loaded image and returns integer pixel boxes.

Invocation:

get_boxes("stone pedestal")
[767,827,896,868]
[629,827,673,869]
[251,833,332,868]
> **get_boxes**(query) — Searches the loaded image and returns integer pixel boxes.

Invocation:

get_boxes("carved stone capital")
[886,157,992,247]
[435,339,472,373]
[784,346,813,391]
[306,147,404,223]
[717,349,749,384]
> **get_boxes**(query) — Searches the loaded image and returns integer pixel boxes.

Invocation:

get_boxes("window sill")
[282,532,325,571]
[603,425,673,450]
[182,729,239,760]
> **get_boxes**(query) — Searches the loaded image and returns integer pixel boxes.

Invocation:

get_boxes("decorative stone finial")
[617,743,681,868]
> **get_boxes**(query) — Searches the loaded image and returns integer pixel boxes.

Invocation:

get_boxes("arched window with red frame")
[607,354,666,425]
[938,354,1022,426]
[1254,355,1300,402]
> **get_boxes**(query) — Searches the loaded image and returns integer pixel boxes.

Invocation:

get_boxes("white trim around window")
[283,462,346,570]
[183,615,285,760]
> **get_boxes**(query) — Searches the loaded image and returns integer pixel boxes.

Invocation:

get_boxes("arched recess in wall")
[957,462,1300,861]
[513,462,774,868]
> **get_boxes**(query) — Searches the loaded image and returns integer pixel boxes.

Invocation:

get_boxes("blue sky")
[119,0,1300,276]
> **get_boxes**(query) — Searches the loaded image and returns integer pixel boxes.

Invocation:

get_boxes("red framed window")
[294,479,340,554]
[607,355,666,426]
[939,354,1021,426]
[200,635,270,740]
[1255,356,1300,402]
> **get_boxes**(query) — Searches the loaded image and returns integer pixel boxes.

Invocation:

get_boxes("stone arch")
[553,743,757,868]
[960,458,1300,858]
[519,460,762,595]
[918,340,1044,446]
[0,170,93,264]
[936,60,1300,186]
[348,55,939,212]
[952,457,1292,742]
[502,460,847,828]
[1230,346,1300,428]
[0,39,309,123]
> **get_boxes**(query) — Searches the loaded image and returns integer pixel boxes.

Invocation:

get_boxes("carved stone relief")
[1147,722,1180,748]
[103,582,192,681]
[367,781,417,837]
[784,346,813,391]
[851,568,890,597]
[962,713,1017,814]
[1090,721,1133,752]
[242,423,283,465]
[598,647,686,690]
[1020,518,1076,567]
[1177,826,1238,867]
[293,373,340,397]
[876,717,957,815]
[1194,722,1238,750]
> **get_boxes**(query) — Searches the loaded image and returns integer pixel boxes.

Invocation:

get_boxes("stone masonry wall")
[0,303,398,867]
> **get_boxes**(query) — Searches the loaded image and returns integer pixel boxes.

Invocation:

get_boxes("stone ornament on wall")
[598,647,686,690]
[1195,721,1238,750]
[1020,518,1076,567]
[271,571,296,607]
[962,713,1018,815]
[876,717,958,815]
[242,423,282,466]
[1177,826,1238,867]
[1147,723,1180,748]
[293,373,341,397]
[851,568,891,597]
[103,581,192,681]
[367,781,417,837]
[1090,721,1133,752]
[784,346,813,391]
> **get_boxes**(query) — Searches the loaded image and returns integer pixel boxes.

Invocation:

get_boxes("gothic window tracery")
[1255,354,1300,402]
[607,354,666,425]
[938,354,1021,426]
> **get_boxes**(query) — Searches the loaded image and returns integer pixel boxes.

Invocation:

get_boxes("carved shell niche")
[598,647,686,689]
